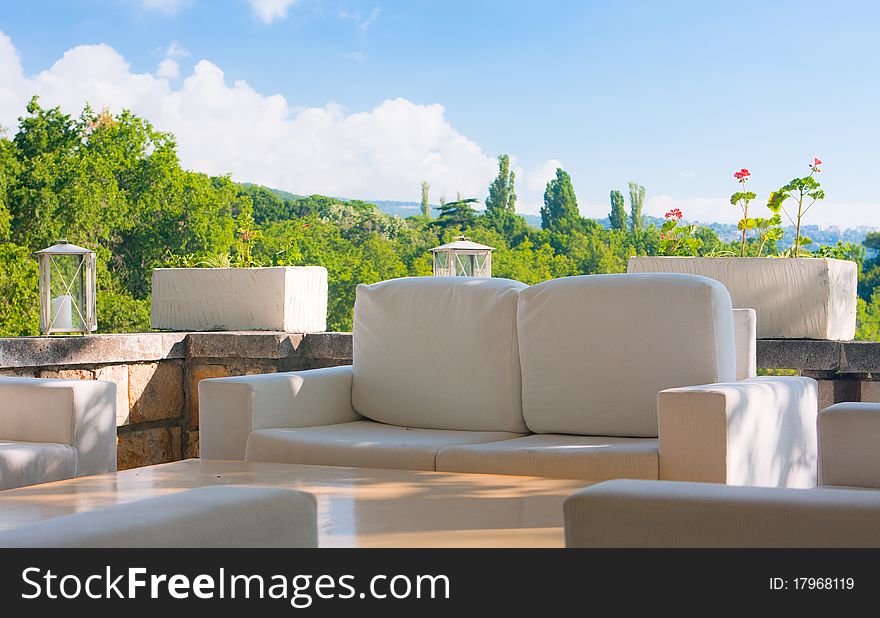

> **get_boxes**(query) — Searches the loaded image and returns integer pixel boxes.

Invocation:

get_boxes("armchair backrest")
[517,273,737,437]
[352,276,529,433]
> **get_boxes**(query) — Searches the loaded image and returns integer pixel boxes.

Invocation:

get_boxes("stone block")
[117,426,181,470]
[184,429,199,459]
[860,381,880,403]
[187,364,235,427]
[756,339,840,371]
[841,342,880,373]
[39,368,95,380]
[95,364,131,426]
[0,333,176,369]
[128,361,184,423]
[816,380,836,412]
[187,332,301,360]
[0,368,37,377]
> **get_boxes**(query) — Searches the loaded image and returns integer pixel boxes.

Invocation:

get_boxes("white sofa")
[0,485,317,547]
[200,274,817,487]
[564,402,880,547]
[0,377,117,490]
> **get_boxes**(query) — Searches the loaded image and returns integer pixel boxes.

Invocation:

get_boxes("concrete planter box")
[627,257,857,340]
[151,267,327,332]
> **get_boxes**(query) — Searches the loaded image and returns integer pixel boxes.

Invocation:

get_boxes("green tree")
[541,168,579,231]
[628,181,645,233]
[485,154,516,215]
[609,189,626,231]
[436,197,478,230]
[420,181,430,220]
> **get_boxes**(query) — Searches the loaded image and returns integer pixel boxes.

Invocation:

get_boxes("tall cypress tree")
[486,154,517,215]
[541,168,579,231]
[609,189,626,230]
[420,181,430,219]
[628,181,645,233]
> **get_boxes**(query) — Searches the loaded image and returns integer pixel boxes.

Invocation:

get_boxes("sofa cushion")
[0,441,77,491]
[518,273,736,437]
[0,486,318,548]
[352,276,529,432]
[436,434,658,480]
[245,420,524,471]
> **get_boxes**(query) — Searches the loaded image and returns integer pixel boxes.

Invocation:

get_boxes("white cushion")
[352,276,529,432]
[565,479,880,548]
[436,434,658,480]
[732,308,757,380]
[0,485,318,548]
[245,420,524,471]
[0,441,77,490]
[819,403,880,488]
[518,273,736,437]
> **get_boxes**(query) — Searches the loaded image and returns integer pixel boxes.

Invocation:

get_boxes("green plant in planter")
[731,167,784,256]
[659,209,702,256]
[768,157,825,257]
[731,168,756,256]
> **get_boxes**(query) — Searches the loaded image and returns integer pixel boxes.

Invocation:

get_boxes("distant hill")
[254,185,874,249]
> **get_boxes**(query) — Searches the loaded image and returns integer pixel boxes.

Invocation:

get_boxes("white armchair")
[0,377,117,490]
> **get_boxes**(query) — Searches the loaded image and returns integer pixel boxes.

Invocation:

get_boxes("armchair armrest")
[658,376,818,487]
[732,308,756,380]
[564,479,880,547]
[0,377,117,476]
[819,402,880,488]
[198,365,360,460]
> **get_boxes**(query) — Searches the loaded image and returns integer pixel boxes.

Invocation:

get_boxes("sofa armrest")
[658,376,818,487]
[564,479,880,547]
[198,365,360,460]
[819,402,880,488]
[0,377,117,476]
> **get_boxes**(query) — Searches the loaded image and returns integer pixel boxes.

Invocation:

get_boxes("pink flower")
[812,157,822,172]
[665,208,683,220]
[734,168,751,181]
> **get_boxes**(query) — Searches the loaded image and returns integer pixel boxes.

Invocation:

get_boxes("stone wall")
[2,332,879,470]
[0,332,352,469]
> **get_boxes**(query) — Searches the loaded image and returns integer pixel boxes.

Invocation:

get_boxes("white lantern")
[430,237,494,277]
[35,240,97,335]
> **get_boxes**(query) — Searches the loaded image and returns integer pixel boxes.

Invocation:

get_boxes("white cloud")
[249,0,298,24]
[165,41,190,58]
[0,32,538,206]
[157,58,180,79]
[0,31,564,215]
[141,0,189,15]
[338,7,381,32]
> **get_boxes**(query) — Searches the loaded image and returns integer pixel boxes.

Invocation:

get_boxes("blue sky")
[1,0,878,227]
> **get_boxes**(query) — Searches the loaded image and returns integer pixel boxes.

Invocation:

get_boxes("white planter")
[627,257,857,340]
[150,267,328,332]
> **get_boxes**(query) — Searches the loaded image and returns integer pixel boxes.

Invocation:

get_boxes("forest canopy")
[1,99,878,338]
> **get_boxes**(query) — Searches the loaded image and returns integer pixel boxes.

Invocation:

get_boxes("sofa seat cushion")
[245,420,525,471]
[0,441,77,491]
[352,276,529,433]
[518,273,736,437]
[436,434,659,481]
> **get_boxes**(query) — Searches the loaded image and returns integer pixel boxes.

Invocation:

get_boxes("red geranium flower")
[665,208,683,220]
[733,168,751,181]
[812,157,822,172]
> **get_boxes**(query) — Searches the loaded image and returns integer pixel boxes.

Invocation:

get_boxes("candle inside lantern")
[50,294,74,331]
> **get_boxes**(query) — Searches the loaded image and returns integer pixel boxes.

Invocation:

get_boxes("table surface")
[0,459,589,547]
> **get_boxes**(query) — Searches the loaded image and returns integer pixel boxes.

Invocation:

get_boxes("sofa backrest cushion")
[352,276,529,433]
[518,273,736,437]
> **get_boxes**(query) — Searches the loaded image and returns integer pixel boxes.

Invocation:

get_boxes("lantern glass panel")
[48,254,87,332]
[455,253,475,277]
